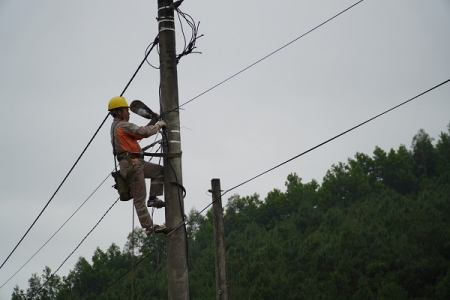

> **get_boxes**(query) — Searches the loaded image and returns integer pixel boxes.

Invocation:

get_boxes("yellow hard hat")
[108,96,129,111]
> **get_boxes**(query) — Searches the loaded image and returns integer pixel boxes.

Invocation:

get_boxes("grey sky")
[1,0,449,298]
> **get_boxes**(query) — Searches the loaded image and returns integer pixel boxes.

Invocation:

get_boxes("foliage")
[13,124,450,299]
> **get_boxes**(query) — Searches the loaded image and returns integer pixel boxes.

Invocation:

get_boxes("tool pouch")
[111,170,133,201]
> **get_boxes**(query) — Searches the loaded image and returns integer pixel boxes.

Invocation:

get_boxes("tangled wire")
[145,0,202,68]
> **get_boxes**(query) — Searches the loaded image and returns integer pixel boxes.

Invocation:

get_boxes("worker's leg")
[143,161,164,197]
[120,159,153,228]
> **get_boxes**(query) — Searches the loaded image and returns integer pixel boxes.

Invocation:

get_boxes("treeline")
[12,124,450,299]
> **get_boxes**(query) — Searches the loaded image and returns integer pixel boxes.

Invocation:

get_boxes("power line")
[1,0,365,293]
[0,113,109,271]
[162,0,367,233]
[91,246,159,300]
[162,0,366,232]
[38,74,450,294]
[1,124,162,290]
[6,142,162,292]
[167,78,450,235]
[121,36,159,96]
[3,0,365,268]
[220,78,450,197]
[50,77,450,297]
[90,170,173,299]
[3,0,428,290]
[0,173,111,289]
[175,5,202,64]
[173,0,364,112]
[30,198,120,299]
[0,36,160,271]
[1,134,163,289]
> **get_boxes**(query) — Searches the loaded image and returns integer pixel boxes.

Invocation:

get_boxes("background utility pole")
[158,0,189,299]
[211,179,229,300]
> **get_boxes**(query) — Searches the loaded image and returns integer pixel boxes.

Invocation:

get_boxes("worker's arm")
[147,112,160,126]
[121,121,166,139]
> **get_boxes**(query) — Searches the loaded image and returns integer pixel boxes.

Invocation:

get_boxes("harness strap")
[117,152,144,162]
[143,152,182,158]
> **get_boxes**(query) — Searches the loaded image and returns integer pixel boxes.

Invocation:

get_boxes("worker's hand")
[156,120,166,129]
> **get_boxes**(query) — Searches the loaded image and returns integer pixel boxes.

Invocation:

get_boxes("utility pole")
[157,0,189,299]
[211,179,229,300]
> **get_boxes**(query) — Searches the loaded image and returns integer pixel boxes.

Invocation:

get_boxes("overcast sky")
[1,0,449,298]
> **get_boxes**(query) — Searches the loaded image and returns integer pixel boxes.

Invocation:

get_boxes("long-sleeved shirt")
[110,119,159,155]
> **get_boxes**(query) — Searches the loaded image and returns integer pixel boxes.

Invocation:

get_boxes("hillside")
[13,124,450,300]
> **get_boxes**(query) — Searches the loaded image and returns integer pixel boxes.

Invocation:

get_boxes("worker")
[108,96,166,235]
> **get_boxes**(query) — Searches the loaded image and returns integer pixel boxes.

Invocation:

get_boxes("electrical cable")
[0,173,111,289]
[5,5,184,292]
[146,206,162,300]
[167,78,450,236]
[0,35,160,271]
[2,136,157,287]
[2,0,362,272]
[175,6,202,64]
[1,133,158,288]
[145,40,160,69]
[0,113,108,271]
[5,0,436,292]
[90,180,164,300]
[177,8,188,53]
[130,190,136,300]
[219,78,450,197]
[174,0,184,9]
[4,87,163,293]
[91,247,158,300]
[49,145,162,299]
[162,0,364,117]
[88,76,450,295]
[163,0,368,233]
[89,202,164,299]
[158,83,188,248]
[147,1,201,69]
[30,198,120,299]
[121,36,159,96]
[13,34,447,300]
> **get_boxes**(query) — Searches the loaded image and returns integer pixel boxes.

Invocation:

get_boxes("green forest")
[12,124,450,300]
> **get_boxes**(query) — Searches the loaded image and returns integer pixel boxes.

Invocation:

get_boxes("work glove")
[156,120,166,129]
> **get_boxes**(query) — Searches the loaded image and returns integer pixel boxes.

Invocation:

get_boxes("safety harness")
[110,119,183,201]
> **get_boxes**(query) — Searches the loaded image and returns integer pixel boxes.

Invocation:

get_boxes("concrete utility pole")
[157,0,189,299]
[211,179,229,300]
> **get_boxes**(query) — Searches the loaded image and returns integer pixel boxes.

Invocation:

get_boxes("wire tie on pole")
[158,6,172,12]
[160,27,176,32]
[158,19,175,24]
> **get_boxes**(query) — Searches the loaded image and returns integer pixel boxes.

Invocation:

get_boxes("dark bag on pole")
[111,171,133,201]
